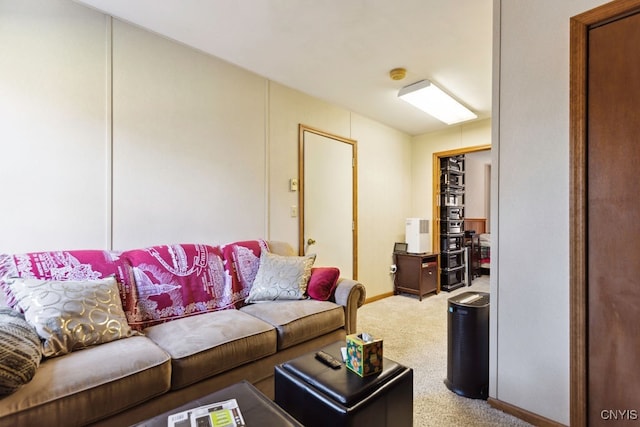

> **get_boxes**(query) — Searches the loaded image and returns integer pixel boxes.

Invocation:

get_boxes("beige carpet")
[358,276,533,427]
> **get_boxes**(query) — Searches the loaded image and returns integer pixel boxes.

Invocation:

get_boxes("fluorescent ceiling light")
[398,80,477,125]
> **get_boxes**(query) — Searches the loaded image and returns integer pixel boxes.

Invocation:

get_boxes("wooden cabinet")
[393,253,438,300]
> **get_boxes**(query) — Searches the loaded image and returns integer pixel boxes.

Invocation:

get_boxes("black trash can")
[444,291,489,399]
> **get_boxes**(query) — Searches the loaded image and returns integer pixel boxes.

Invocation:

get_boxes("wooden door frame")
[570,1,640,426]
[298,124,358,279]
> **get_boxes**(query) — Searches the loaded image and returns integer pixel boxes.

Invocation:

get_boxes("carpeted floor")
[358,275,533,427]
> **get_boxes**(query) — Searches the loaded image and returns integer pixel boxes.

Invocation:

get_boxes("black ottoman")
[274,341,413,427]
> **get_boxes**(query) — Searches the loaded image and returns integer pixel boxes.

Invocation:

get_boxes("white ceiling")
[75,0,493,136]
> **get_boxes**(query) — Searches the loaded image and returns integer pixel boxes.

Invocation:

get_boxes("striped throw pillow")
[0,308,41,395]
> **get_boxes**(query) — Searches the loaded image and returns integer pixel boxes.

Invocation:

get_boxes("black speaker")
[444,291,489,399]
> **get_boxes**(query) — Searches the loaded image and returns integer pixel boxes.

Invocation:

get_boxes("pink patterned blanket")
[0,240,268,330]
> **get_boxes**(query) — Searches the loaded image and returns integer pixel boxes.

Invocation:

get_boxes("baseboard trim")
[364,292,394,304]
[488,397,567,427]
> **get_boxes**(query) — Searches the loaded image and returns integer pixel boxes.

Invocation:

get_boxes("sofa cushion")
[0,308,41,395]
[143,309,277,390]
[240,300,345,350]
[245,252,316,303]
[0,336,171,426]
[8,277,137,357]
[121,244,235,330]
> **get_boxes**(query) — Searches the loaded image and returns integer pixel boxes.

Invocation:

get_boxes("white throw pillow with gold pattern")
[8,277,137,358]
[245,252,316,303]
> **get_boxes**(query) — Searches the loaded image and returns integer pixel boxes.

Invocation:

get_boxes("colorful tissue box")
[345,333,383,377]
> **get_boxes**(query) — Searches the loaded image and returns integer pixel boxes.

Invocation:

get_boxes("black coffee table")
[132,380,302,427]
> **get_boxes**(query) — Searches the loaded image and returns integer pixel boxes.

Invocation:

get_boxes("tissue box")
[345,333,383,377]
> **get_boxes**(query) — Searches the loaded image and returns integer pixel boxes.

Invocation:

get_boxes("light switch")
[290,206,298,217]
[289,178,298,192]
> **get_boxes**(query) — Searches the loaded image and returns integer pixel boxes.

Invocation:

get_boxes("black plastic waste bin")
[444,291,490,399]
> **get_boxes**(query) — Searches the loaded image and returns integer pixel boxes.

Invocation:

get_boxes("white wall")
[0,0,109,252]
[0,0,412,301]
[111,19,268,249]
[493,0,607,424]
[351,114,412,298]
[0,0,268,251]
[465,150,491,220]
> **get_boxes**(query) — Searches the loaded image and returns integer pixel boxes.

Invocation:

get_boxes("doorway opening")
[432,145,491,290]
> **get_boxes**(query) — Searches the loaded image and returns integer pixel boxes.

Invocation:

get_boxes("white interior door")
[300,126,356,279]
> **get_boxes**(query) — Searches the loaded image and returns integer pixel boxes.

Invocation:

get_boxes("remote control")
[315,351,342,369]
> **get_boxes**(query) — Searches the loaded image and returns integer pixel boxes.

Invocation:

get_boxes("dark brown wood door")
[587,10,640,426]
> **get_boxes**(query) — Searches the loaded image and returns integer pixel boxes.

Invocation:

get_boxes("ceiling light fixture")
[398,80,477,125]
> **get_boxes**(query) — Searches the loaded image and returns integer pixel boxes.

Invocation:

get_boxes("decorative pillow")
[8,277,137,358]
[307,267,340,301]
[0,308,41,395]
[245,252,316,303]
[121,244,232,330]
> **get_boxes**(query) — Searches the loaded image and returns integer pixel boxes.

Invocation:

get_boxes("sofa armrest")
[331,278,366,335]
[267,241,365,333]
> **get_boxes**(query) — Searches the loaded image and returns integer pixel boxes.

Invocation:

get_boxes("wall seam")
[264,80,271,240]
[106,15,114,251]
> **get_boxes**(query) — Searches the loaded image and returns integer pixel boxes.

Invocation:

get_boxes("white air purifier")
[405,218,431,253]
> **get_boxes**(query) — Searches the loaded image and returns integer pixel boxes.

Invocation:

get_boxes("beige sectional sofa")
[0,240,366,426]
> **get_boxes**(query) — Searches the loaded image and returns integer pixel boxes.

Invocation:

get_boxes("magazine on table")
[167,398,246,427]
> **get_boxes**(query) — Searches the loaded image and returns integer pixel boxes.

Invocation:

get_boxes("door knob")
[307,238,316,246]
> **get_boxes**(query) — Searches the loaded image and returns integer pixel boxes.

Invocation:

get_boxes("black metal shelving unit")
[439,155,466,292]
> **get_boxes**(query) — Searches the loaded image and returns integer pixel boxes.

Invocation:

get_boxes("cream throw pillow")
[245,252,316,303]
[8,277,137,358]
